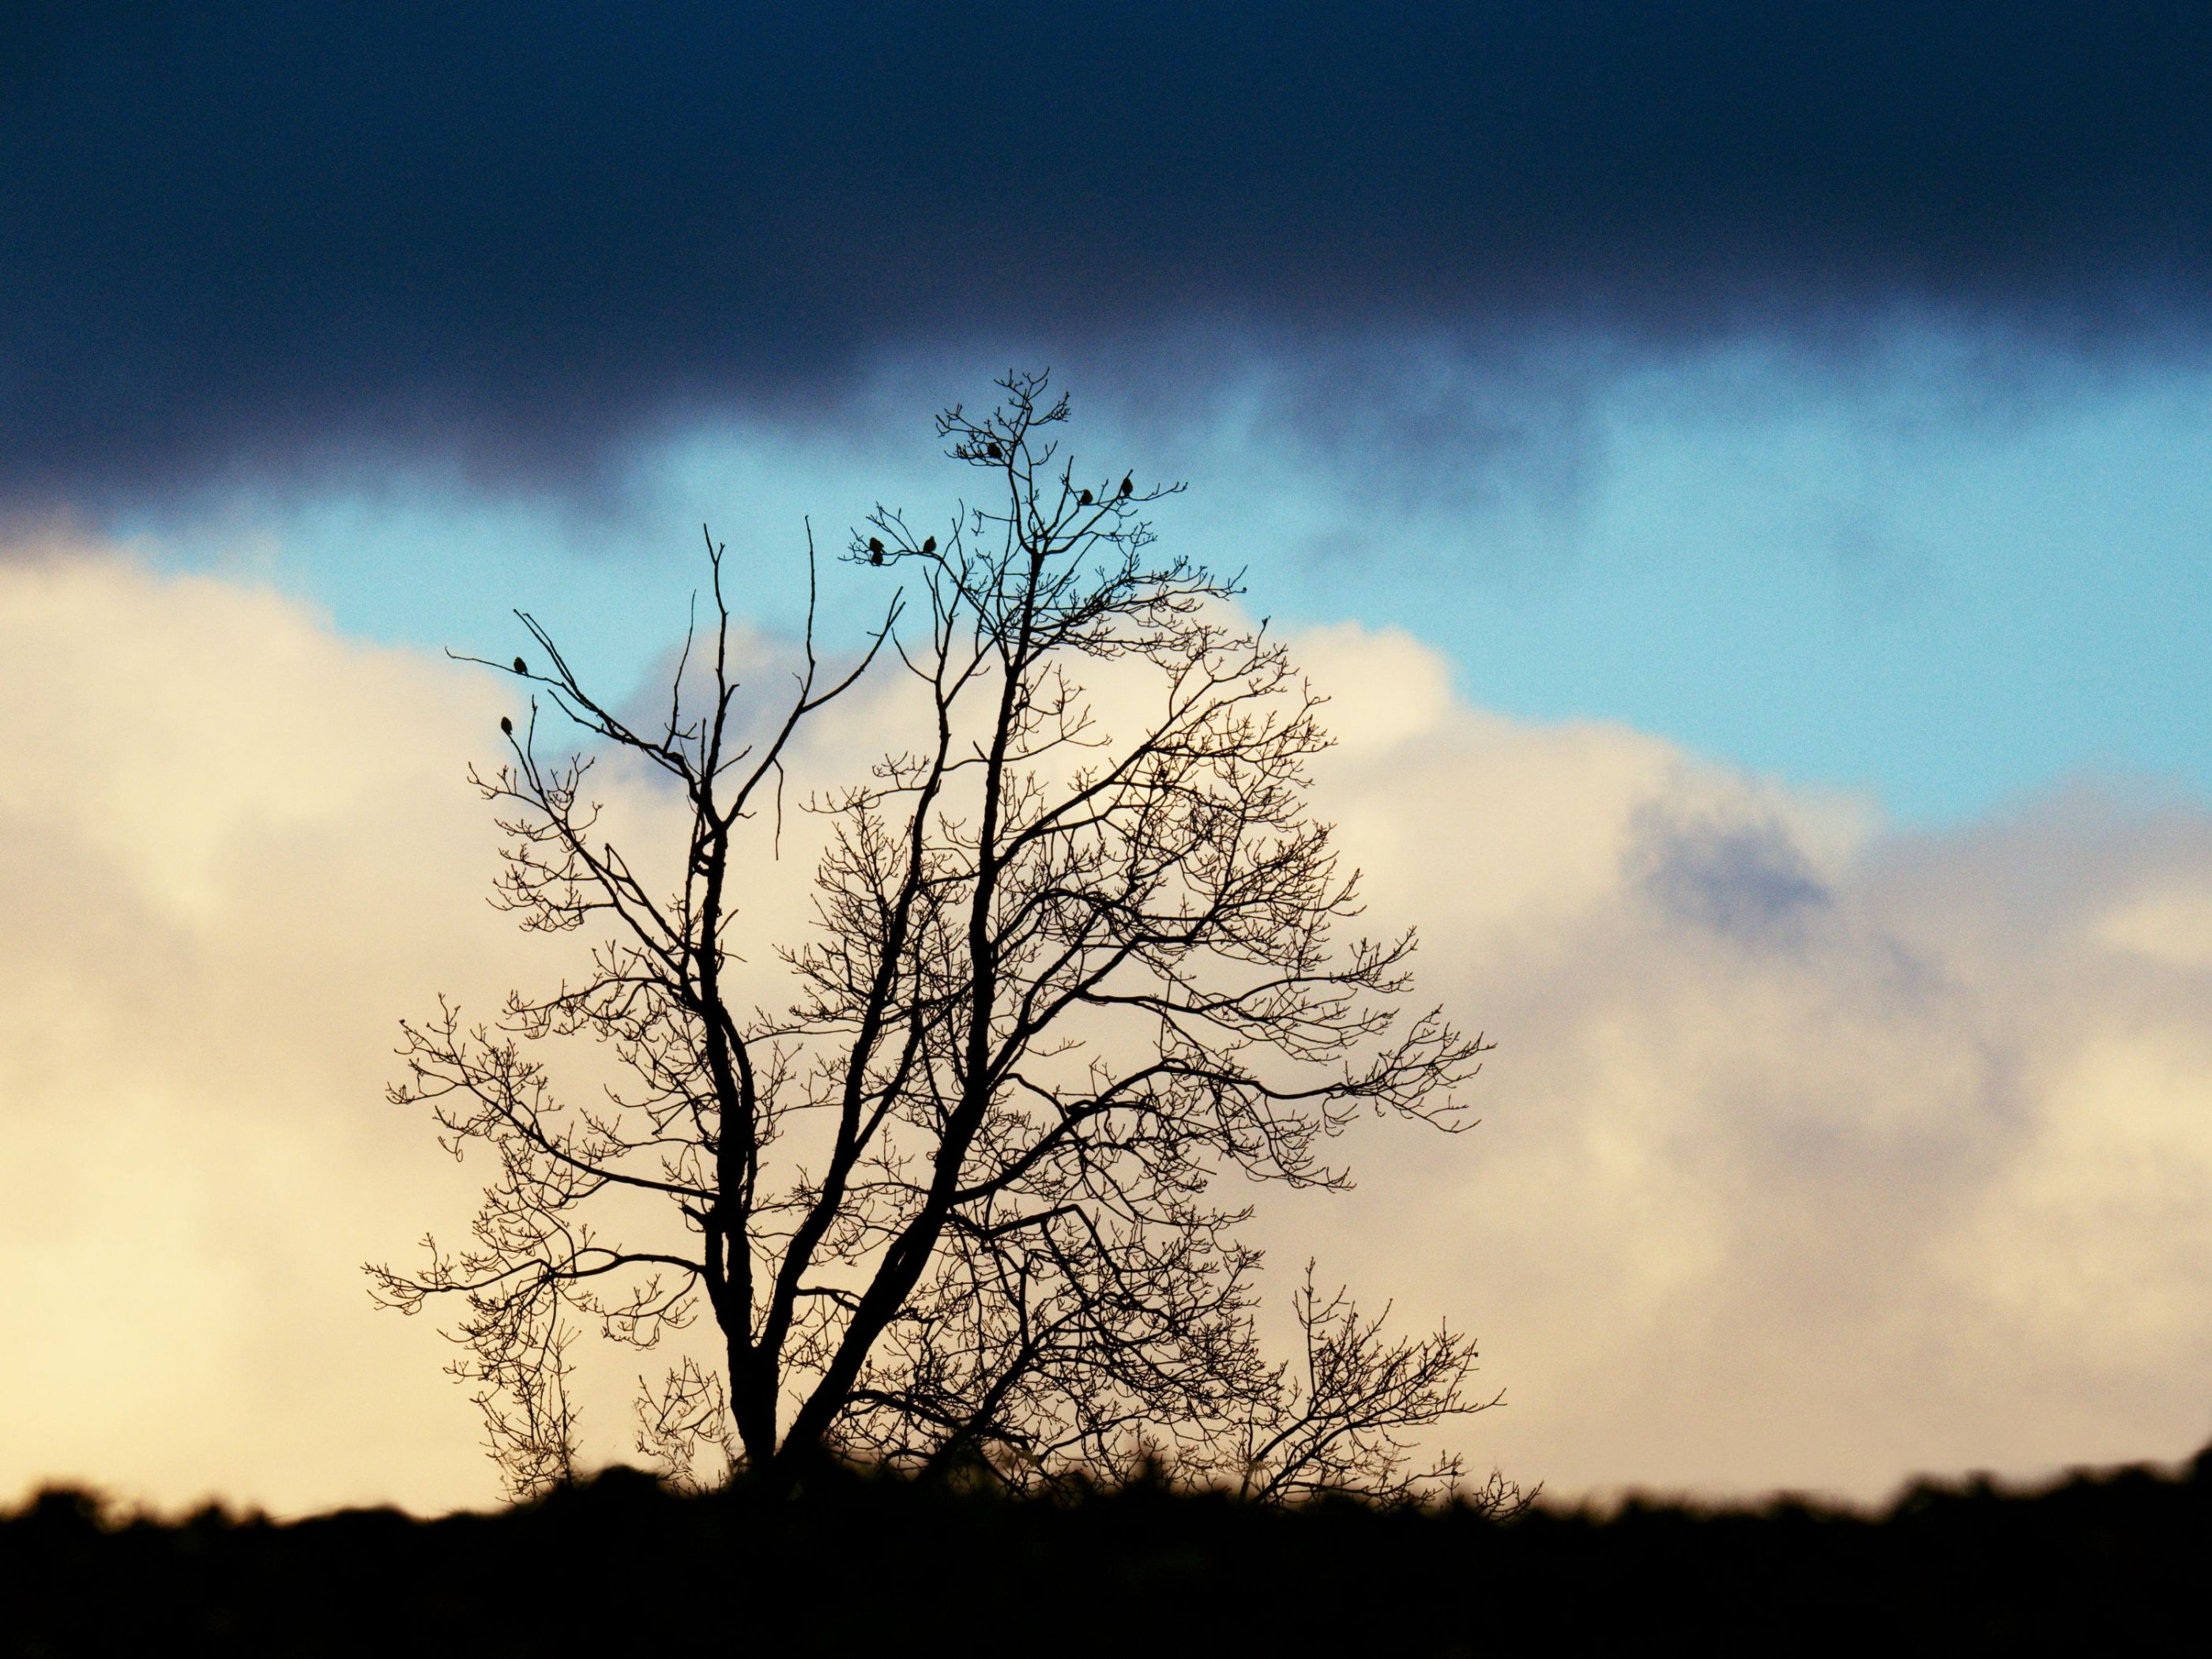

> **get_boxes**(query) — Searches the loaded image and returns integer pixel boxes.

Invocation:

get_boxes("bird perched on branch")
[513,656,528,675]
[499,716,513,735]
[986,442,1003,460]
[1078,488,1093,506]
[868,536,885,566]
[1119,474,1133,498]
[922,535,936,555]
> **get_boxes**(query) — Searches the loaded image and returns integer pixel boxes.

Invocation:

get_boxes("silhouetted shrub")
[4,1450,2203,1655]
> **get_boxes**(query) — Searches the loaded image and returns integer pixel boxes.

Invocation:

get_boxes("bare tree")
[370,372,1514,1509]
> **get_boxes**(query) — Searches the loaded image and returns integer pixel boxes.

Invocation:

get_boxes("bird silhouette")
[1119,474,1133,498]
[986,442,1003,460]
[1078,488,1093,506]
[513,656,528,675]
[922,535,936,555]
[500,716,514,735]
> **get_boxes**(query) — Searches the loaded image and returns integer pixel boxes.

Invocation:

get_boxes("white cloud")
[0,544,519,1515]
[1296,652,2212,1498]
[2,546,2208,1514]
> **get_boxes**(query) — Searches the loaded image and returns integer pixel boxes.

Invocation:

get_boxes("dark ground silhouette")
[6,1446,2204,1655]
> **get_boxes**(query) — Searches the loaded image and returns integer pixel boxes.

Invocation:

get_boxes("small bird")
[986,442,1003,460]
[513,656,528,675]
[867,535,885,566]
[922,535,936,555]
[500,716,514,735]
[1119,474,1133,498]
[1078,487,1093,506]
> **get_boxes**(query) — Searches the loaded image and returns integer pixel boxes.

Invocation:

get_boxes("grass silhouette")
[6,1448,2205,1654]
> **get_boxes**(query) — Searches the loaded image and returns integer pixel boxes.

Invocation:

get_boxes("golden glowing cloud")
[3,546,2208,1514]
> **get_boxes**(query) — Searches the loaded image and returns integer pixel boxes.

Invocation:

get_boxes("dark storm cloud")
[6,1,2211,502]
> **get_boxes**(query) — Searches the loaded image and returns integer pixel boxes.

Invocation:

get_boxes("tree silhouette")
[369,373,1513,1508]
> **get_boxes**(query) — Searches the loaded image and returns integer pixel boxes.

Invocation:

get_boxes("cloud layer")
[4,547,2210,1512]
[0,546,518,1514]
[1294,627,2212,1495]
[8,3,2212,502]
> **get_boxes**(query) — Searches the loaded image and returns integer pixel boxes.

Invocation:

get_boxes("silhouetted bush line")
[6,1449,2205,1655]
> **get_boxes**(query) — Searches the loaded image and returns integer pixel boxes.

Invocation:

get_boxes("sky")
[5,3,2212,1513]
